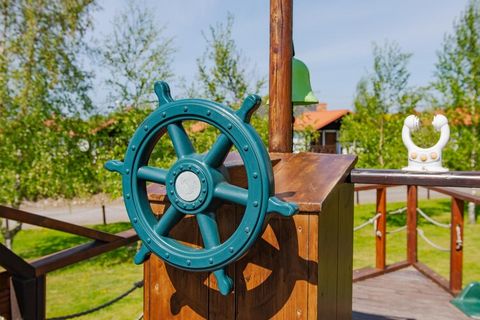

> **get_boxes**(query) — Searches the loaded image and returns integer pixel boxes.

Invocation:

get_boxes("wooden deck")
[352,267,468,320]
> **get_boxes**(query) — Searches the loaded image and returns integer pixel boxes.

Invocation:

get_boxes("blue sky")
[90,0,468,110]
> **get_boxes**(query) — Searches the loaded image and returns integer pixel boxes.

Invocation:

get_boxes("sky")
[90,0,469,111]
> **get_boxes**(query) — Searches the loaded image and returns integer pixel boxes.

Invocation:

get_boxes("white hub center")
[175,171,201,202]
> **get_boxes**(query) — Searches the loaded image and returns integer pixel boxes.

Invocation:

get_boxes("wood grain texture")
[317,185,339,318]
[0,272,10,320]
[0,205,120,242]
[450,197,464,295]
[235,215,311,319]
[144,214,208,320]
[273,153,357,212]
[336,184,354,320]
[144,152,356,319]
[353,267,468,320]
[406,185,418,264]
[375,187,387,270]
[269,0,293,152]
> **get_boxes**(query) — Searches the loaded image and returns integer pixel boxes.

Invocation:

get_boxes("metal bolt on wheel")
[105,82,298,295]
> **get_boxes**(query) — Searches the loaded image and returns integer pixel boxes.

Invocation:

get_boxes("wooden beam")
[269,0,293,152]
[0,205,121,242]
[31,229,138,276]
[413,261,452,295]
[427,186,480,204]
[11,275,45,320]
[0,244,35,278]
[351,169,480,188]
[450,197,464,295]
[375,187,387,270]
[407,185,418,264]
[353,261,410,283]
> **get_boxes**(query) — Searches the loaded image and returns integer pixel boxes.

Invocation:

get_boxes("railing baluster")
[450,196,464,294]
[376,187,387,270]
[407,185,418,264]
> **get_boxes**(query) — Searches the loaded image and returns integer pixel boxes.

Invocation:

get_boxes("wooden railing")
[350,169,480,296]
[0,205,138,320]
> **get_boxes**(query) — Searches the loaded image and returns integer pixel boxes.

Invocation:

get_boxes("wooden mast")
[269,0,293,152]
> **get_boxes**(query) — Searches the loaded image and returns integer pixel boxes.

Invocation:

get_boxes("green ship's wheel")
[106,82,298,295]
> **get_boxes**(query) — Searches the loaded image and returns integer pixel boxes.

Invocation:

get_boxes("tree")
[98,0,175,109]
[434,0,480,223]
[340,42,422,169]
[434,0,480,170]
[0,0,95,248]
[195,13,266,107]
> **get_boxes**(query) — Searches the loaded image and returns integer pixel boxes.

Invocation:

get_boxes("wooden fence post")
[376,187,387,270]
[407,185,418,264]
[450,197,464,294]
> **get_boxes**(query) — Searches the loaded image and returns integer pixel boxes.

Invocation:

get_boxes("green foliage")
[434,0,480,170]
[0,0,95,207]
[195,13,266,107]
[97,0,175,109]
[340,42,423,169]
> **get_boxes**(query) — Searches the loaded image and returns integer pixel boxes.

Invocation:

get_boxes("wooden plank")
[450,197,464,295]
[351,169,480,188]
[428,186,480,204]
[307,213,318,320]
[235,213,310,319]
[353,267,469,320]
[375,187,387,270]
[0,205,121,242]
[273,153,357,212]
[144,213,208,319]
[336,183,354,319]
[31,229,138,275]
[147,153,358,214]
[317,186,339,318]
[269,0,293,152]
[354,184,393,192]
[11,275,45,320]
[353,261,410,283]
[0,244,35,277]
[144,252,150,320]
[413,262,451,295]
[0,272,10,320]
[407,185,417,264]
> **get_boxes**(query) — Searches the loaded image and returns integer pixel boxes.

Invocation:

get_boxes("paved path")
[15,186,475,228]
[20,198,129,228]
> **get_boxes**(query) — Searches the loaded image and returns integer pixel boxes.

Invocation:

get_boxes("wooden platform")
[352,267,468,320]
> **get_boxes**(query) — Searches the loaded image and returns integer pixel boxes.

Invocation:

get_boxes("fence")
[0,205,138,319]
[350,169,480,295]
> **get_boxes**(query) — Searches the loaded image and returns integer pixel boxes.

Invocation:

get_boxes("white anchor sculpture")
[402,114,450,172]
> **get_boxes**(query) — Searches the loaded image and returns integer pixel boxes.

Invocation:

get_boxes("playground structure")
[0,0,480,319]
[402,114,450,172]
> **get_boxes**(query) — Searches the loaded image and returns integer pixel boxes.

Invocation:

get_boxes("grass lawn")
[353,198,480,285]
[1,198,478,319]
[4,222,143,319]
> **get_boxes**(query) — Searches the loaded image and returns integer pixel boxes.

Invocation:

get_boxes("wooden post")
[376,187,387,270]
[269,0,293,152]
[407,185,418,264]
[11,275,46,320]
[450,197,464,294]
[102,204,107,225]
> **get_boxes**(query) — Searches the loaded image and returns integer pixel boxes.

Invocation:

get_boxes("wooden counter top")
[148,152,357,213]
